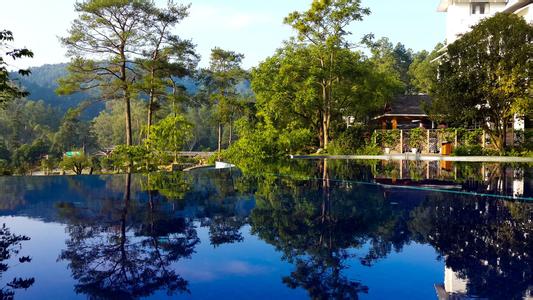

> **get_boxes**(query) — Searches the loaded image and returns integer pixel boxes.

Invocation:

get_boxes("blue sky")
[1,0,445,70]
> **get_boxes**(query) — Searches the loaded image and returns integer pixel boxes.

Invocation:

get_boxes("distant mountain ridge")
[10,63,252,119]
[10,63,102,118]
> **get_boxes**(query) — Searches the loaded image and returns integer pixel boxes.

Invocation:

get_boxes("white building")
[438,0,533,44]
[437,0,532,135]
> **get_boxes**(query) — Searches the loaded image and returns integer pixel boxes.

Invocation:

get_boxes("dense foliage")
[431,13,533,153]
[0,30,33,105]
[2,3,531,174]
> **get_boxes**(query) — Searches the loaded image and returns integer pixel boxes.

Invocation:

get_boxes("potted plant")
[409,128,424,154]
[382,130,398,154]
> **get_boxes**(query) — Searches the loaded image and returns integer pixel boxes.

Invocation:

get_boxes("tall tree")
[284,0,370,149]
[136,1,199,136]
[432,13,533,152]
[408,43,444,95]
[0,29,33,105]
[205,48,245,153]
[53,108,95,153]
[58,0,156,146]
[146,114,192,163]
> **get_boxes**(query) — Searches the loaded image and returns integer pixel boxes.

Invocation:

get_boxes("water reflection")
[0,161,531,299]
[0,224,34,299]
[57,173,198,298]
[412,194,533,299]
[279,159,531,199]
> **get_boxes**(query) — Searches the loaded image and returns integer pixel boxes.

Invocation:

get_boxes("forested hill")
[10,63,213,118]
[10,63,101,118]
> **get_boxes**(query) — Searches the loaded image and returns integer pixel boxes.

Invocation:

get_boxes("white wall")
[514,4,533,22]
[446,2,507,43]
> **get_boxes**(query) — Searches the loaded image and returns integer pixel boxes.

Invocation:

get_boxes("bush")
[40,157,57,175]
[356,144,382,155]
[109,145,158,173]
[381,129,400,149]
[452,145,484,156]
[60,154,91,175]
[327,126,369,155]
[0,159,12,176]
[408,128,425,149]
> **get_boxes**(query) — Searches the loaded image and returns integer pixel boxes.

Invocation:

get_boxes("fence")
[373,128,487,154]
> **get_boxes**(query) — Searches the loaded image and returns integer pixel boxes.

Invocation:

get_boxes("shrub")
[109,145,157,173]
[278,128,314,155]
[60,154,91,175]
[356,145,382,155]
[0,159,12,176]
[409,128,425,149]
[460,128,483,146]
[40,157,56,175]
[327,126,369,155]
[452,145,484,156]
[382,129,400,149]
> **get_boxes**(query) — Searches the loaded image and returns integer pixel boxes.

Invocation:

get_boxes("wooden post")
[482,130,486,148]
[427,130,430,154]
[400,130,404,153]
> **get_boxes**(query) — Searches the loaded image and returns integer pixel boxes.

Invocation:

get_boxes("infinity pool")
[0,160,531,299]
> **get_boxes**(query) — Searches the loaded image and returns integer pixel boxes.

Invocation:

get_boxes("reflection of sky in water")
[0,166,530,299]
[0,216,445,300]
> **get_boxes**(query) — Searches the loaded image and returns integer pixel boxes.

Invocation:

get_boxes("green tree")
[408,43,443,95]
[0,30,33,105]
[204,48,246,153]
[60,153,91,175]
[146,114,192,163]
[247,41,398,156]
[432,13,533,152]
[135,2,199,136]
[92,99,147,148]
[58,0,157,146]
[53,108,95,153]
[284,0,370,149]
[364,37,405,96]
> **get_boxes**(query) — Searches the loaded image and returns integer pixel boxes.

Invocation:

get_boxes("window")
[471,3,488,15]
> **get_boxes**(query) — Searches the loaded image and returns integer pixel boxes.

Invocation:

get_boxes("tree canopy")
[431,13,533,152]
[0,30,33,105]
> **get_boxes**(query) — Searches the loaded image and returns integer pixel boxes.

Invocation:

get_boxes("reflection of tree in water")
[144,172,191,211]
[250,160,409,299]
[0,224,34,299]
[186,169,248,247]
[409,195,533,299]
[208,215,245,247]
[57,173,199,299]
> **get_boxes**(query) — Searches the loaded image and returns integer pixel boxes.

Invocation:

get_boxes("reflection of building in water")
[436,266,533,300]
[435,267,475,300]
[374,161,531,198]
[513,169,525,199]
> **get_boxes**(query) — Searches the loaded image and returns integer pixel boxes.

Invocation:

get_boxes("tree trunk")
[502,121,507,151]
[323,112,330,150]
[125,92,132,146]
[120,53,132,146]
[147,89,154,138]
[318,118,324,149]
[228,122,233,146]
[217,122,222,153]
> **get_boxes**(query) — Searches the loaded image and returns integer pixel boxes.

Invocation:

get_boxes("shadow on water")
[0,159,531,299]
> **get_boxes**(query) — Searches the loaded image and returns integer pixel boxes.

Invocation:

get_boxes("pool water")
[0,160,531,299]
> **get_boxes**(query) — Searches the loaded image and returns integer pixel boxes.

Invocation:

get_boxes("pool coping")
[290,154,533,163]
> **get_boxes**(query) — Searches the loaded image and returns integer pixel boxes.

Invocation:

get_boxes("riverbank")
[290,153,533,163]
